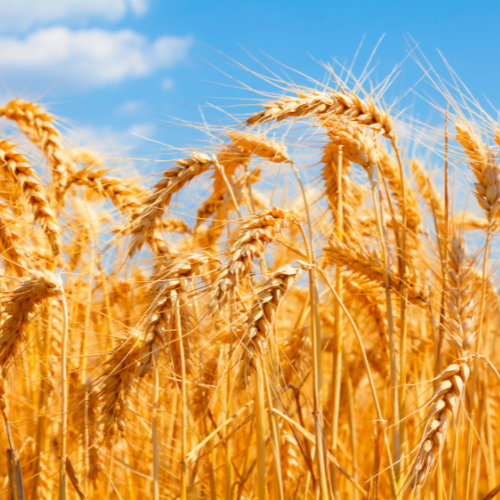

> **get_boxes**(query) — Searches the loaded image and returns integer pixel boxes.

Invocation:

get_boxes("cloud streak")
[0,27,193,92]
[0,0,151,33]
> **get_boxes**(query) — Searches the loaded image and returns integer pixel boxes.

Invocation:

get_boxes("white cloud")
[0,27,193,92]
[129,122,156,138]
[161,77,175,91]
[67,122,155,155]
[117,99,145,115]
[0,0,151,33]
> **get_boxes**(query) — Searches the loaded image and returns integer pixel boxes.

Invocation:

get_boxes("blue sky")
[1,0,500,162]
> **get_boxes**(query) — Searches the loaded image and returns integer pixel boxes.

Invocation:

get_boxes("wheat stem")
[58,293,69,500]
[153,359,160,500]
[464,228,492,499]
[255,356,267,500]
[371,172,399,493]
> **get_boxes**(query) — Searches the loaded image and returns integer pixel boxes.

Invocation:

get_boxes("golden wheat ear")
[129,152,213,258]
[0,98,68,192]
[0,141,62,258]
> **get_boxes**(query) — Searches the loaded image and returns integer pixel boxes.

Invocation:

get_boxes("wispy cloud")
[117,99,146,115]
[0,0,151,33]
[67,121,157,155]
[161,77,175,92]
[0,27,193,92]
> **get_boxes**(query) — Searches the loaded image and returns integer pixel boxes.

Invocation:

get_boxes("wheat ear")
[209,208,299,313]
[322,141,363,235]
[0,271,62,373]
[87,384,105,490]
[68,167,147,214]
[100,330,142,447]
[456,121,500,220]
[129,152,213,257]
[227,131,291,163]
[0,141,62,257]
[138,254,209,378]
[410,159,446,224]
[241,264,302,385]
[409,236,477,488]
[197,144,252,226]
[0,202,28,275]
[324,238,428,303]
[0,98,68,191]
[247,88,393,136]
[378,147,422,235]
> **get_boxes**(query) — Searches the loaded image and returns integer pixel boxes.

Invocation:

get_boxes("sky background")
[1,0,500,167]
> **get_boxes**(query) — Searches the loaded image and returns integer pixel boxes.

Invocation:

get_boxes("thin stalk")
[225,293,235,500]
[255,357,267,500]
[31,305,52,500]
[464,228,492,499]
[193,283,217,500]
[436,458,443,500]
[235,420,254,500]
[484,483,500,500]
[294,390,316,488]
[2,389,18,500]
[81,236,94,494]
[214,158,242,219]
[391,138,408,482]
[153,359,160,500]
[175,299,188,500]
[331,147,343,499]
[58,293,69,500]
[435,113,449,376]
[203,410,217,500]
[342,347,358,500]
[316,266,398,498]
[370,171,399,484]
[291,160,329,500]
[371,419,386,500]
[83,383,89,497]
[245,165,256,215]
[486,383,496,488]
[263,369,284,500]
[6,449,16,500]
[472,381,486,500]
[270,409,367,496]
[14,452,25,500]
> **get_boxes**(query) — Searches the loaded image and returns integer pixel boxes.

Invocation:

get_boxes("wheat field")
[0,61,499,500]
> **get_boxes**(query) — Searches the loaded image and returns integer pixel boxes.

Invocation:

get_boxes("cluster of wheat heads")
[1,69,500,500]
